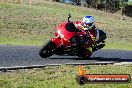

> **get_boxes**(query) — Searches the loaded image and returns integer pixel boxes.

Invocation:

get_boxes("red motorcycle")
[39,14,106,58]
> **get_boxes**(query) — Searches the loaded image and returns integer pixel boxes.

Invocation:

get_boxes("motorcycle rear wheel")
[39,40,56,58]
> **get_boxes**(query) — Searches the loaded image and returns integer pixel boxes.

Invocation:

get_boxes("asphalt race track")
[0,45,132,67]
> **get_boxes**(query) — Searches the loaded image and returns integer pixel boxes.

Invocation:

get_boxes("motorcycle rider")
[73,16,100,58]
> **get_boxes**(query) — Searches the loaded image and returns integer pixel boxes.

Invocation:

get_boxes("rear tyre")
[39,40,56,58]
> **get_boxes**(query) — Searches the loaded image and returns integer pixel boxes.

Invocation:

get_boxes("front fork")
[51,37,61,48]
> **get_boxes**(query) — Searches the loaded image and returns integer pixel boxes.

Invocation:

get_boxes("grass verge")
[0,65,132,88]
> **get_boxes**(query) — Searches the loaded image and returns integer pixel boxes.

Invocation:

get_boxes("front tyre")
[39,40,56,58]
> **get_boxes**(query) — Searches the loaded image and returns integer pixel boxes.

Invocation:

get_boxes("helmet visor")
[82,22,93,28]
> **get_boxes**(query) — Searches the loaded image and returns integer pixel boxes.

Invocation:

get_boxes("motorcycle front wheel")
[39,40,56,58]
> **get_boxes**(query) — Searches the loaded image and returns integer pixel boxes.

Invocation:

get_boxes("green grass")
[0,0,132,50]
[0,65,132,88]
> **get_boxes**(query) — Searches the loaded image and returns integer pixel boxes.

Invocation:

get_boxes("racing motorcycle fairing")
[39,14,107,58]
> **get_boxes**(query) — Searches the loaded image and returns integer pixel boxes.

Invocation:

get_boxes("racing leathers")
[73,21,99,58]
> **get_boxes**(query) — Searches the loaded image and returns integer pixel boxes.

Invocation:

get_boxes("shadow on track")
[49,56,132,62]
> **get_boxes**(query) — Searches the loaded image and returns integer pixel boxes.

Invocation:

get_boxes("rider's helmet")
[82,16,95,30]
